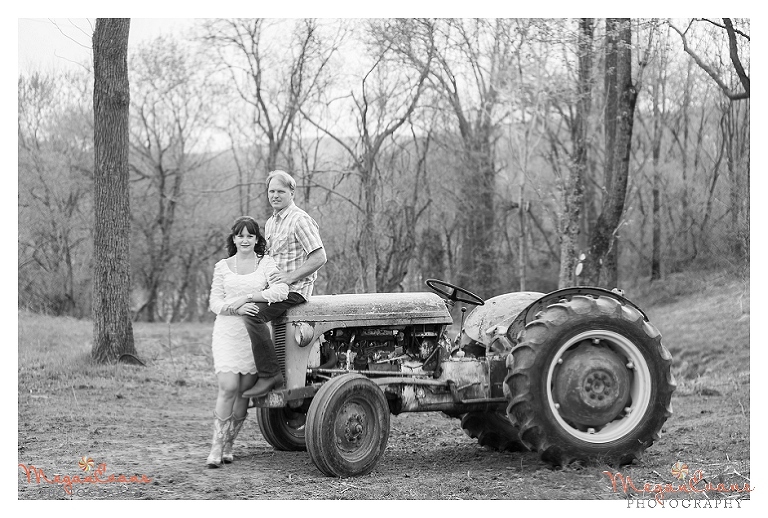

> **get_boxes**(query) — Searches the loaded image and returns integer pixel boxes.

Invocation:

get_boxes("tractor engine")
[318,325,446,374]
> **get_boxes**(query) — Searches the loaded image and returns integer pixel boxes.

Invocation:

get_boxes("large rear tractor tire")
[257,406,307,452]
[505,295,675,467]
[460,411,529,452]
[306,374,390,477]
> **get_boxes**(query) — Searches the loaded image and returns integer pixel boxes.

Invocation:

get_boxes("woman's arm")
[209,261,249,315]
[208,262,228,314]
[252,255,289,303]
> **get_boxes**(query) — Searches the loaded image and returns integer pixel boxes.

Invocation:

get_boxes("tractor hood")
[282,292,453,326]
[463,291,544,344]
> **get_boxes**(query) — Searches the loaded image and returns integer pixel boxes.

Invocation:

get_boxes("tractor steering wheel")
[425,279,485,306]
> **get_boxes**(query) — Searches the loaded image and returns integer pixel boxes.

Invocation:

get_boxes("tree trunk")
[679,60,693,260]
[580,18,637,288]
[651,175,661,280]
[420,227,445,282]
[650,60,663,281]
[457,134,496,298]
[725,101,749,263]
[92,18,138,364]
[518,186,527,291]
[604,239,620,288]
[361,171,378,293]
[737,101,750,275]
[559,18,593,288]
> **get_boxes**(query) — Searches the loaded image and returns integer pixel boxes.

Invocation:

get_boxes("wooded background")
[18,18,750,323]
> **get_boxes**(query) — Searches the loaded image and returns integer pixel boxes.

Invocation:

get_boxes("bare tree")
[91,18,138,364]
[579,19,646,288]
[648,23,673,281]
[301,28,433,292]
[555,19,594,288]
[201,19,344,218]
[376,121,434,291]
[722,100,749,262]
[437,19,519,296]
[128,35,222,322]
[669,17,749,273]
[665,57,696,262]
[380,19,528,296]
[18,70,94,316]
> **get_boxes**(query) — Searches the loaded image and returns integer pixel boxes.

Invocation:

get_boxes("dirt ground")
[17,371,750,502]
[17,276,751,502]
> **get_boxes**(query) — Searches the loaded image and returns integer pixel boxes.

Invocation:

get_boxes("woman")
[206,216,288,468]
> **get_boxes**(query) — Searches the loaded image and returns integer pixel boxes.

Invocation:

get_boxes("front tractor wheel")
[505,295,675,467]
[306,374,390,477]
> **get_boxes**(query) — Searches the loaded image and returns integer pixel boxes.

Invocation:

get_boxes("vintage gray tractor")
[250,279,675,477]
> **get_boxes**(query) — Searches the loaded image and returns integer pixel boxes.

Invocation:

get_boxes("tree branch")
[723,18,750,97]
[669,20,749,100]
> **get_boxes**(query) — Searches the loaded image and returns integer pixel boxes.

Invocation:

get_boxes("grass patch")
[626,268,749,311]
[627,270,750,398]
[18,311,217,394]
[19,311,99,385]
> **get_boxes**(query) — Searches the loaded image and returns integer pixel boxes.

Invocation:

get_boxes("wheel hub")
[335,403,369,451]
[553,342,631,427]
[344,414,365,443]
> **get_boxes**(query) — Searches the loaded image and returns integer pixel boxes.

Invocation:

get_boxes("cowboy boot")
[206,412,232,468]
[241,372,284,398]
[222,414,247,463]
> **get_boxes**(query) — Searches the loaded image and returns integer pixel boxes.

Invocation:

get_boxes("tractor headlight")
[293,322,315,348]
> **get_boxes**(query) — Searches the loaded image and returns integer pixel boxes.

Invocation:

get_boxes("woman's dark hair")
[226,216,266,257]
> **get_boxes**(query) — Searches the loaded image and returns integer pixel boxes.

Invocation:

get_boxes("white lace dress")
[208,255,288,374]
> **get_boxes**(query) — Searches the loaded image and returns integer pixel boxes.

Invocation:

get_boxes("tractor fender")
[505,286,650,343]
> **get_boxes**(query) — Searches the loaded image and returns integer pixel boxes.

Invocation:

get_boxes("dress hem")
[214,369,258,375]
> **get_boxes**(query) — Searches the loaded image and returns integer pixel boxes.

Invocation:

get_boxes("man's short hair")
[266,170,296,191]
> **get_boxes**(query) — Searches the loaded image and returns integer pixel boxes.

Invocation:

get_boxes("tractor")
[249,279,675,477]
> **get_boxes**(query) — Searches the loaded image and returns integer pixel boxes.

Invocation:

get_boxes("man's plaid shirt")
[265,202,324,299]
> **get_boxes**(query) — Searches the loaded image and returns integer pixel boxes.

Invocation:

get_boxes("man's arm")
[269,247,327,286]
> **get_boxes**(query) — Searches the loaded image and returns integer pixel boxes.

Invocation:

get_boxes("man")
[241,170,327,398]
